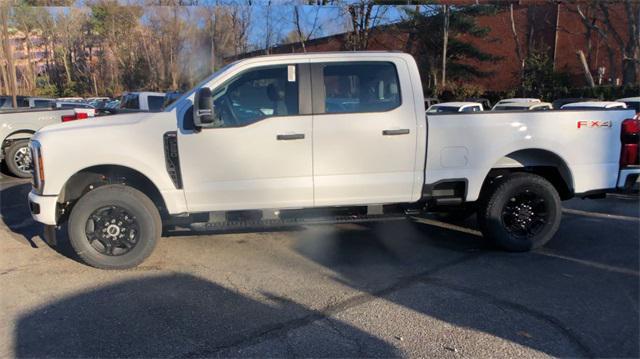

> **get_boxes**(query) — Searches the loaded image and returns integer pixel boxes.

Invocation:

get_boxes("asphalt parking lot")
[0,174,638,358]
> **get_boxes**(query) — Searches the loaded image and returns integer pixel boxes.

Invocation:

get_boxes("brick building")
[238,2,634,92]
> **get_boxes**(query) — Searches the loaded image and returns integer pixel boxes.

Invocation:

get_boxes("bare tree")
[561,0,639,85]
[509,3,525,86]
[344,1,388,51]
[289,2,323,53]
[441,4,449,87]
[0,5,18,107]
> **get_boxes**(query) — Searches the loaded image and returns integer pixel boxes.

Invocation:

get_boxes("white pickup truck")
[1,108,84,177]
[28,52,639,269]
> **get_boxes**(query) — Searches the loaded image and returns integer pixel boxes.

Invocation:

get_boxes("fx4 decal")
[577,120,612,129]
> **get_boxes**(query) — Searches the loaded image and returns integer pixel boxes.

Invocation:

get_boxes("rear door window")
[121,94,140,109]
[148,96,165,111]
[320,62,400,114]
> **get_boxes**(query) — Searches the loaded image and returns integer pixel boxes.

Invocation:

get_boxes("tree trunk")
[294,6,306,53]
[0,9,18,107]
[24,31,36,95]
[441,4,449,88]
[0,43,9,95]
[509,3,525,89]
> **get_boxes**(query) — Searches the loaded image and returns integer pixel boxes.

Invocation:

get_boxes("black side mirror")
[193,87,214,127]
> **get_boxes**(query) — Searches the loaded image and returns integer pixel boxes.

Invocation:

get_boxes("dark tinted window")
[148,96,165,111]
[120,94,140,109]
[427,106,460,113]
[494,106,528,111]
[212,65,299,127]
[623,102,639,113]
[33,100,53,108]
[322,62,400,114]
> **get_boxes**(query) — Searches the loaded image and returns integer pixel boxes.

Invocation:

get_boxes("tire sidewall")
[483,175,561,251]
[6,140,32,178]
[68,185,161,269]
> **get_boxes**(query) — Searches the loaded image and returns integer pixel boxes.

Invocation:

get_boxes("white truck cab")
[27,52,640,269]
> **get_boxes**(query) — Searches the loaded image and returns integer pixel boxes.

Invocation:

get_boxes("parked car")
[55,102,97,117]
[616,97,640,113]
[119,91,166,112]
[427,101,483,113]
[0,96,55,110]
[28,51,638,269]
[492,98,540,110]
[552,98,597,109]
[492,102,553,111]
[85,97,111,103]
[560,101,627,110]
[56,97,84,103]
[0,107,80,177]
[465,97,491,110]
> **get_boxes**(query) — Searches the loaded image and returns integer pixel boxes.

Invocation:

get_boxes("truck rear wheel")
[68,184,161,269]
[5,139,32,178]
[478,173,561,251]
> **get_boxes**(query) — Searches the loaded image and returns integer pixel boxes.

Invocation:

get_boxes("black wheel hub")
[85,206,139,256]
[501,189,549,238]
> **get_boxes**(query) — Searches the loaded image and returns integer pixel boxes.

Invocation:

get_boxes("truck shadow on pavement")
[0,181,41,248]
[14,273,400,358]
[292,219,639,357]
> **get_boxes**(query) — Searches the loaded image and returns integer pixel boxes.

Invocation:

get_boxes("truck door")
[310,60,418,206]
[178,63,314,212]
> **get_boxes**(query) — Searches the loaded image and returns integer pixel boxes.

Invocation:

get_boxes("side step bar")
[189,213,408,232]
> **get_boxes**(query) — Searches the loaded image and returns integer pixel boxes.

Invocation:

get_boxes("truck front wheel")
[68,184,161,269]
[478,173,562,251]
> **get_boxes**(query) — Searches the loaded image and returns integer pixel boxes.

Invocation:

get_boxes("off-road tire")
[68,184,161,269]
[5,139,32,178]
[478,173,561,251]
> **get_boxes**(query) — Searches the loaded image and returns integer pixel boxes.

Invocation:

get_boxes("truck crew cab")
[27,52,640,269]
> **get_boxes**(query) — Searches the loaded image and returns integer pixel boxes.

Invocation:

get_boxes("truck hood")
[36,112,152,135]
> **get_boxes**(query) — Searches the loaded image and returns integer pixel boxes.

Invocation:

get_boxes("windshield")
[427,106,459,113]
[164,61,238,112]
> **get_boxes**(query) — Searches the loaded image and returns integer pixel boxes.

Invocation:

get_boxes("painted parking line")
[562,208,639,222]
[414,217,640,278]
[535,250,640,277]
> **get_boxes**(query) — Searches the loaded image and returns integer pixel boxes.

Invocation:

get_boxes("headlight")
[29,140,44,193]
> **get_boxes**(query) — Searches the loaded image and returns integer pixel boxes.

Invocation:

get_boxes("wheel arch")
[2,129,35,147]
[484,148,574,200]
[60,164,169,220]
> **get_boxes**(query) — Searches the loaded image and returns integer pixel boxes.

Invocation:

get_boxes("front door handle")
[277,133,305,141]
[382,129,410,136]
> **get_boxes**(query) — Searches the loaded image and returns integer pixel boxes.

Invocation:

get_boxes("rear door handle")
[277,133,305,141]
[382,129,410,136]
